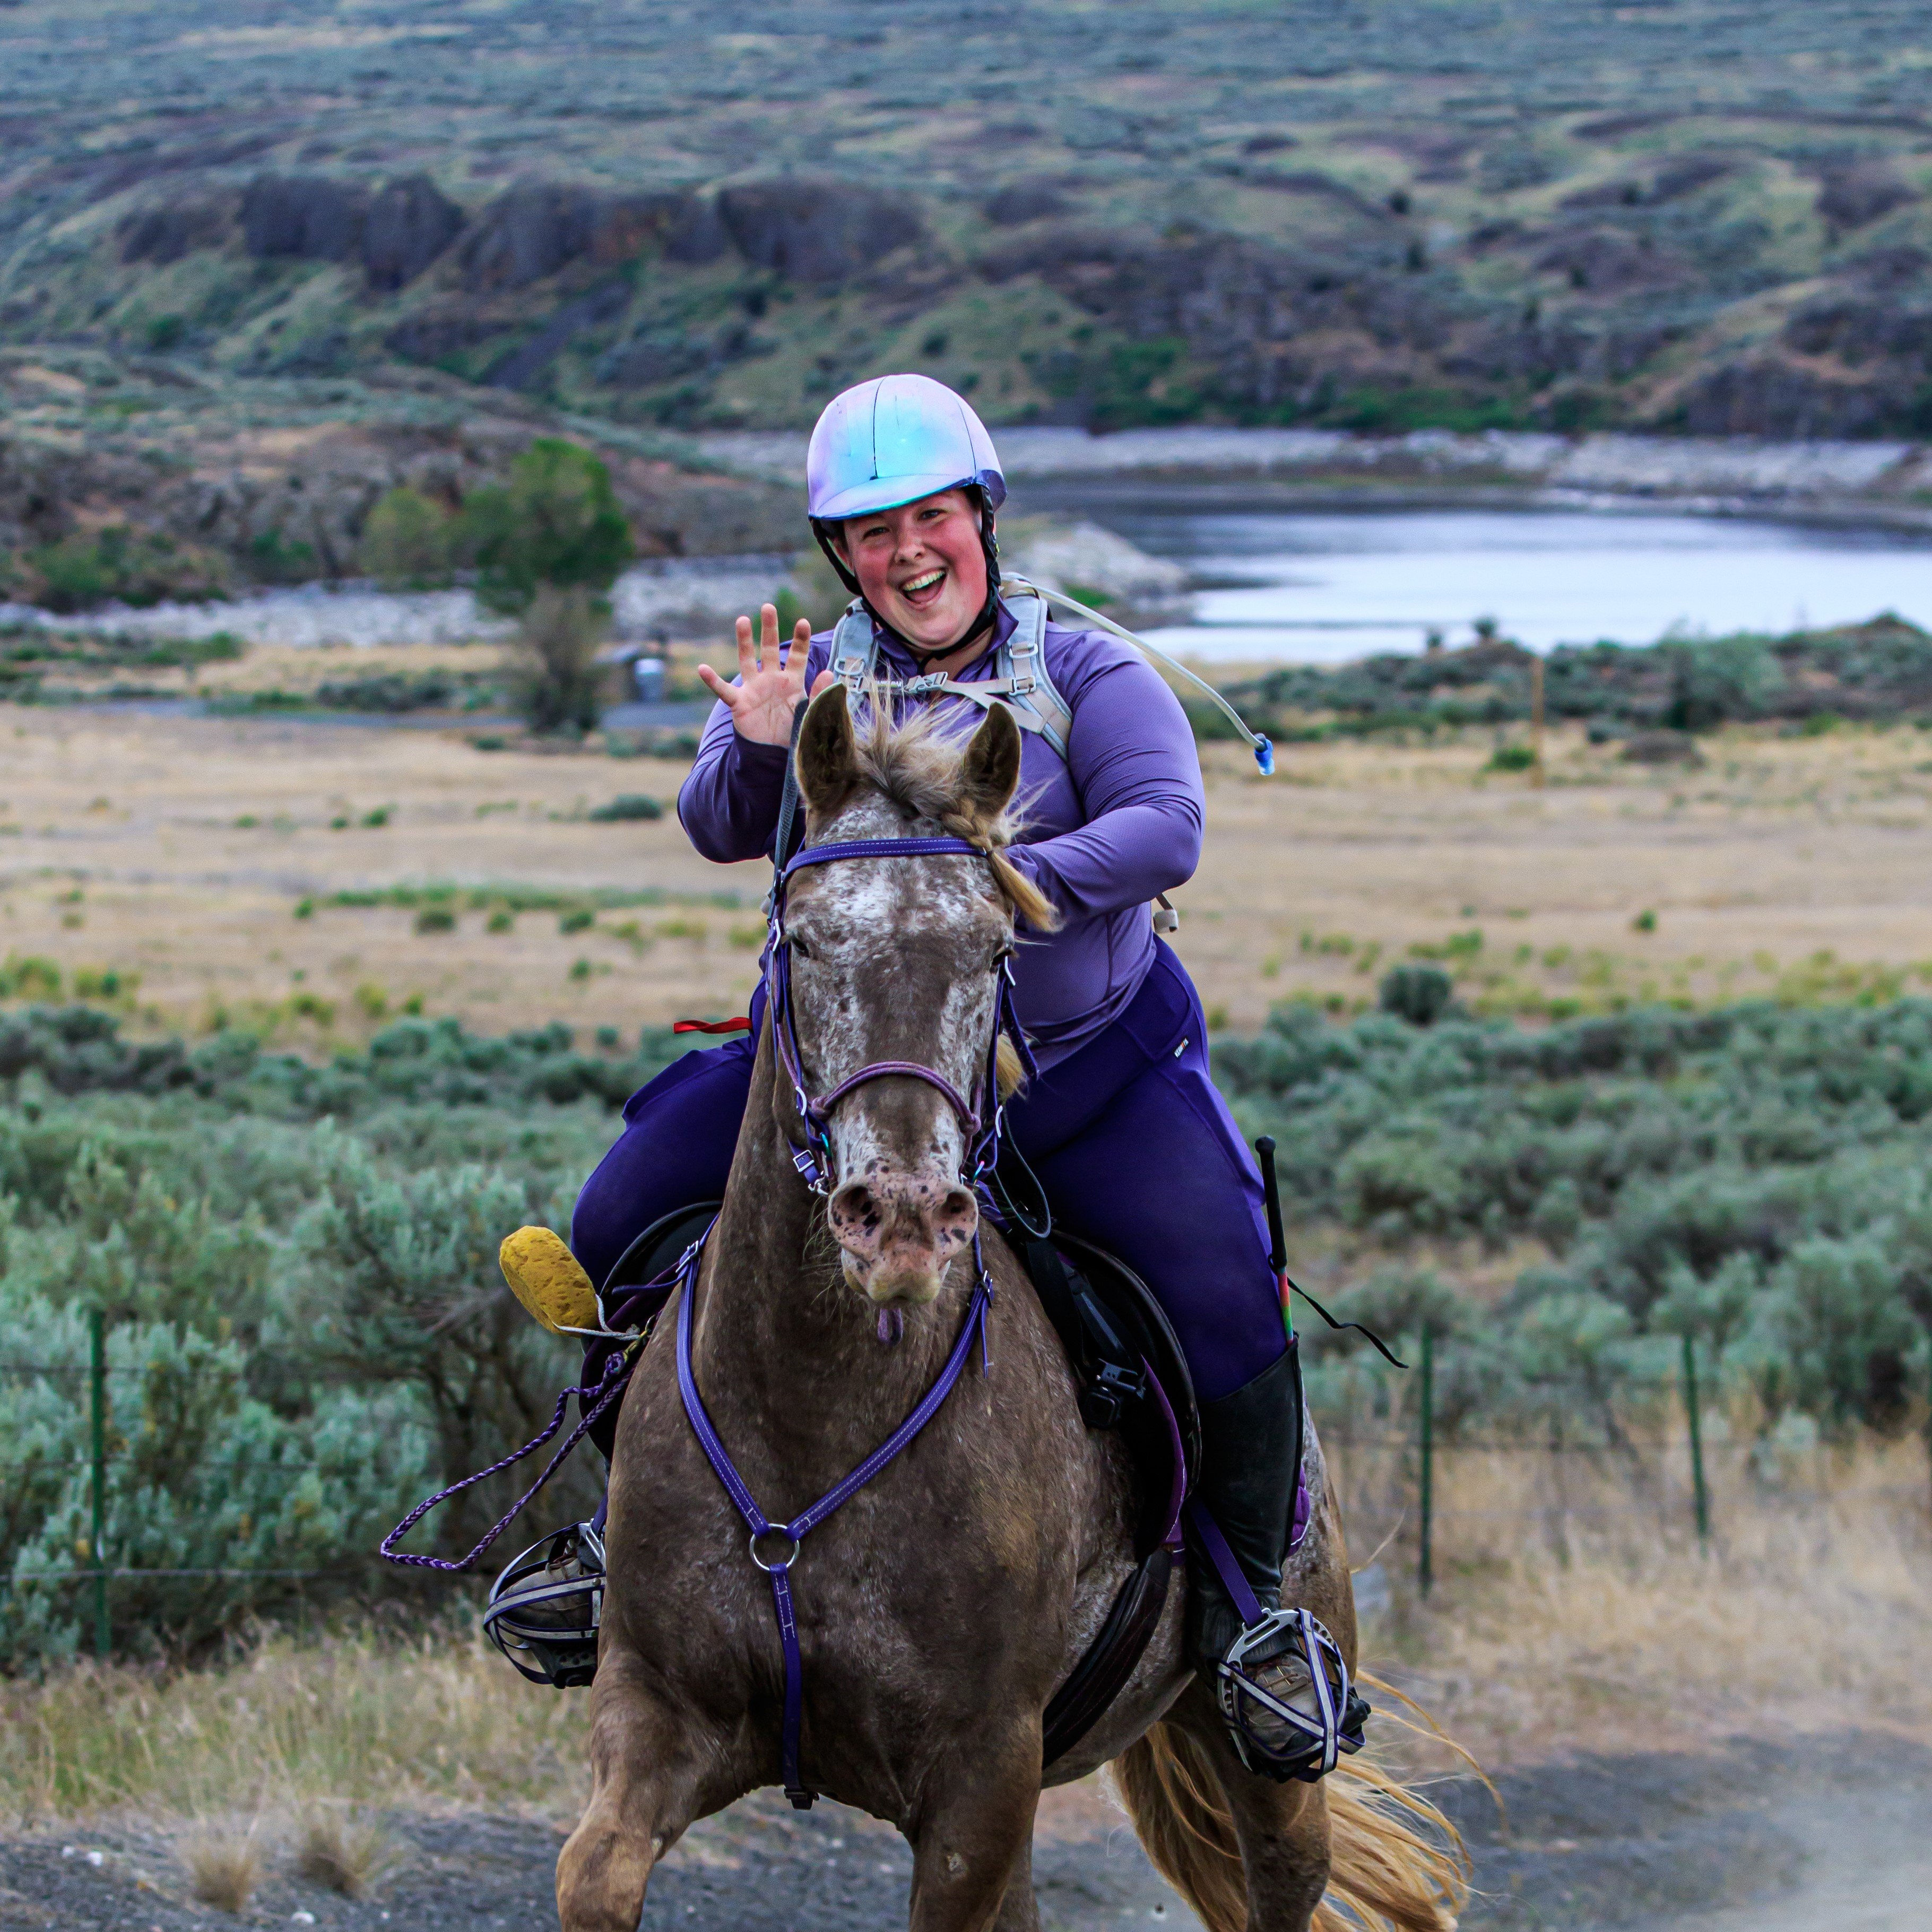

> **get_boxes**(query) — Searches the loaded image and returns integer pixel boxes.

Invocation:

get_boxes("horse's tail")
[1113,1722,1467,1932]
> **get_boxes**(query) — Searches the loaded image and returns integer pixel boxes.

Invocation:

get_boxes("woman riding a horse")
[484,375,1458,1932]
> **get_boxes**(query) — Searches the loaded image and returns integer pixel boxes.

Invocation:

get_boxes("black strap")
[1041,1547,1172,1768]
[1025,1240,1086,1375]
[1285,1277,1409,1369]
[770,697,810,891]
[989,1140,1052,1241]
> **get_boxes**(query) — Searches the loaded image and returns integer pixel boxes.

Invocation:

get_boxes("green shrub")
[413,907,456,934]
[23,527,229,613]
[1379,963,1454,1026]
[1488,742,1537,772]
[358,487,460,588]
[587,794,663,822]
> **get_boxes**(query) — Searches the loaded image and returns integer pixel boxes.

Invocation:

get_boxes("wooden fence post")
[1530,655,1546,787]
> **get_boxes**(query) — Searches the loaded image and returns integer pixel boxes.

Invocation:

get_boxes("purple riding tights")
[571,942,1285,1403]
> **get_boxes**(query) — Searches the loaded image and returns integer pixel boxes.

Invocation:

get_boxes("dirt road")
[4,1732,1925,1931]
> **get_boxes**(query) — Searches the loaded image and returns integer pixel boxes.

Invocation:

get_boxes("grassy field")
[5,695,1931,1049]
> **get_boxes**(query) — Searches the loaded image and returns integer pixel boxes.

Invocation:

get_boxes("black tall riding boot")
[1189,1343,1366,1781]
[1190,1346,1303,1661]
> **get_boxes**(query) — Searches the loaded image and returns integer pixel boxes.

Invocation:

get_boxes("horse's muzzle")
[827,1168,978,1305]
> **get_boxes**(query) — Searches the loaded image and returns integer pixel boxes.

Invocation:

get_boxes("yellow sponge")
[499,1226,598,1336]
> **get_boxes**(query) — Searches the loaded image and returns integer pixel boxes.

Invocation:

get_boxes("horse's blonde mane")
[849,698,1058,934]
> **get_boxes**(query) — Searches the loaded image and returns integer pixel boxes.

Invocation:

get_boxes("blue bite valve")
[1253,736,1275,777]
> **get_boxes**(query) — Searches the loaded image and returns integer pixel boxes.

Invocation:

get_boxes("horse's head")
[777,685,1054,1309]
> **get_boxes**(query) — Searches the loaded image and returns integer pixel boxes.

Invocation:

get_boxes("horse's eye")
[789,935,812,961]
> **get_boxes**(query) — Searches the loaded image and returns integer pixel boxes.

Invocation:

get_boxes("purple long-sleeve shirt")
[677,604,1206,1068]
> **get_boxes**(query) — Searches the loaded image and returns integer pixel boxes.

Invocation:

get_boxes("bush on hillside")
[21,527,230,613]
[358,486,460,588]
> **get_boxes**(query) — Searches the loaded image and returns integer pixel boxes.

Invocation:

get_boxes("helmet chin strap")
[812,490,1004,669]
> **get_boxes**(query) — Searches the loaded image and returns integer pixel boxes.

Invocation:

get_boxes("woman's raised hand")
[696,604,833,746]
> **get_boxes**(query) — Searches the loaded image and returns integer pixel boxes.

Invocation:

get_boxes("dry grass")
[179,1822,262,1913]
[0,1624,591,1826]
[1,1443,1923,1828]
[4,705,1931,1044]
[1336,1429,1932,1770]
[294,1805,408,1897]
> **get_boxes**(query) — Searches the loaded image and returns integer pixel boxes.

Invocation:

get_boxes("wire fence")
[5,1320,1928,1660]
[0,1324,398,1654]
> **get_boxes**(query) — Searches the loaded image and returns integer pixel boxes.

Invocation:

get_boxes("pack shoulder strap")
[827,595,1073,760]
[995,588,1073,758]
[830,601,877,697]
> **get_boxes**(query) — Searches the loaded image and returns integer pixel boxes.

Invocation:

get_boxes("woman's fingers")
[735,612,759,680]
[807,668,835,700]
[695,662,739,707]
[759,603,780,666]
[780,616,813,683]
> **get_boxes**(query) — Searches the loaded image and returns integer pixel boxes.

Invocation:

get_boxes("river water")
[1110,507,1932,663]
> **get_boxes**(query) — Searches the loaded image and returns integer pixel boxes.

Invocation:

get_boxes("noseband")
[766,834,1034,1194]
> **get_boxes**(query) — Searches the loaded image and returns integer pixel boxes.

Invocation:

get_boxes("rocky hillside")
[0,350,795,602]
[7,1,1932,441]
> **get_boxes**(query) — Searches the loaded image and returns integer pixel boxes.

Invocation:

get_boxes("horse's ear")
[797,682,860,819]
[958,702,1023,824]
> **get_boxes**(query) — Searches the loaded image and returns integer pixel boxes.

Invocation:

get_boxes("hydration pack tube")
[1002,573,1276,776]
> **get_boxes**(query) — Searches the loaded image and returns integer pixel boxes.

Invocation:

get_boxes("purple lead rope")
[379,1347,634,1573]
[675,1225,994,1810]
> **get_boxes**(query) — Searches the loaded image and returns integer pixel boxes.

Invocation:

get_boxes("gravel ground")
[4,1732,1926,1931]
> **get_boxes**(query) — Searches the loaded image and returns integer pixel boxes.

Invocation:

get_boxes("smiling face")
[834,488,991,656]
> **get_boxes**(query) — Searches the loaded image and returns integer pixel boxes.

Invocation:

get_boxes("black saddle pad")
[1016,1232,1199,1557]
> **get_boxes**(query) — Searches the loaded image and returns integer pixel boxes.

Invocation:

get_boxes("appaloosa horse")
[558,690,1461,1932]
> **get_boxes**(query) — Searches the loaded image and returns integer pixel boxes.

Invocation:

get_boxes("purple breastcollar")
[675,1217,994,1810]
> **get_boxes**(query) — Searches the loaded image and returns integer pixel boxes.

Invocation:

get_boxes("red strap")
[673,1016,753,1034]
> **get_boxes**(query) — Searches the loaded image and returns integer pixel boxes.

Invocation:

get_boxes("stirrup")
[1216,1605,1370,1783]
[481,1522,605,1688]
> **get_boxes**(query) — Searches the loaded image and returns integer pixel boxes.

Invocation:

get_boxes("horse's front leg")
[907,1725,1043,1932]
[556,1649,721,1932]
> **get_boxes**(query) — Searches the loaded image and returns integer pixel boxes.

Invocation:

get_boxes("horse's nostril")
[832,1183,877,1229]
[940,1188,975,1227]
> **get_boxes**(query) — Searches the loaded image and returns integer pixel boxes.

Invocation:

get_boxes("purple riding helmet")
[806,373,1008,645]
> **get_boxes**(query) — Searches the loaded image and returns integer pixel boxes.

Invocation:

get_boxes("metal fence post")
[1418,1324,1435,1598]
[88,1308,110,1659]
[1682,1333,1710,1548]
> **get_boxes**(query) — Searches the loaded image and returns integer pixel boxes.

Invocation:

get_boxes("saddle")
[584,1189,1208,1773]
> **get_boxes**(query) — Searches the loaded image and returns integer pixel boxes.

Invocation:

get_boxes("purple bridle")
[767,833,1034,1195]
